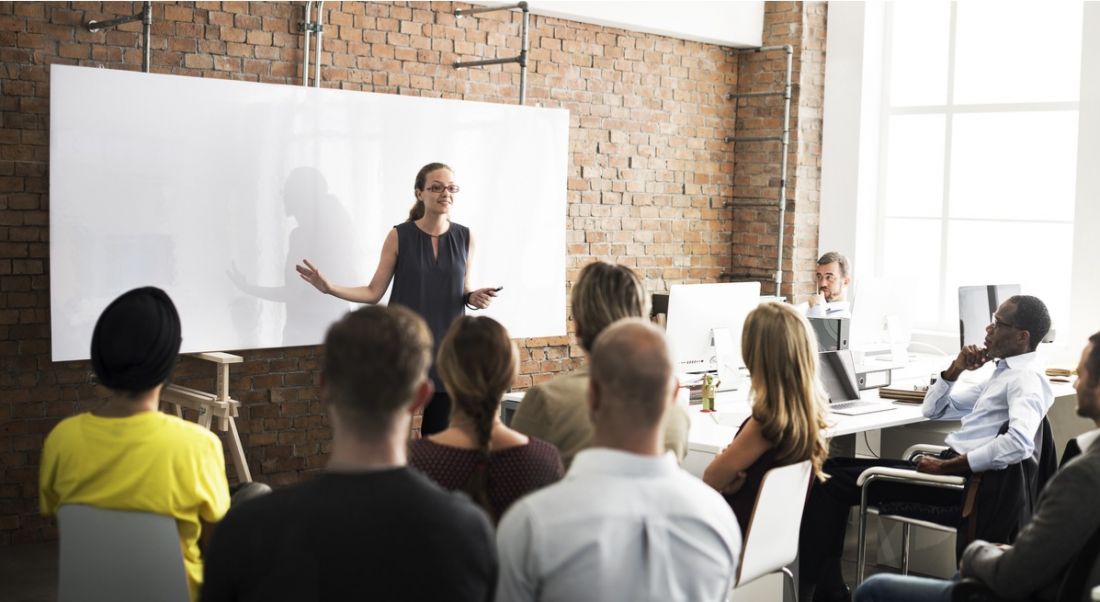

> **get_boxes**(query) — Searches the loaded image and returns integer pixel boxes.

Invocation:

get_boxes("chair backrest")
[1057,522,1100,602]
[736,460,814,586]
[58,505,190,602]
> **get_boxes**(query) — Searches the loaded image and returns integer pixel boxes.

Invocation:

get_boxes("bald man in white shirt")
[495,319,740,602]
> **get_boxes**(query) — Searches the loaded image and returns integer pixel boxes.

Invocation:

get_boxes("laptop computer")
[819,349,895,416]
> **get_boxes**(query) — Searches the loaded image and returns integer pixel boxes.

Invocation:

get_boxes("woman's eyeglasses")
[424,184,460,194]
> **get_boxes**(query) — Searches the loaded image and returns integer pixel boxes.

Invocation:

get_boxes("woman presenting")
[296,162,499,434]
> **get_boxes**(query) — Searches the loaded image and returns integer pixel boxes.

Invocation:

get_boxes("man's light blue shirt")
[494,448,740,602]
[921,351,1054,473]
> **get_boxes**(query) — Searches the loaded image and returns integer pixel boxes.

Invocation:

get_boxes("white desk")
[685,389,927,456]
[504,352,1081,461]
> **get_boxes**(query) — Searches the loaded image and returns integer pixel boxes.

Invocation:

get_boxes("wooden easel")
[161,352,252,482]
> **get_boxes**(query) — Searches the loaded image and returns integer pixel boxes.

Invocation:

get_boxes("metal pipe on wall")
[314,1,324,88]
[723,44,794,297]
[141,1,151,73]
[86,1,153,74]
[302,1,312,86]
[519,7,529,105]
[301,1,324,87]
[775,44,793,296]
[453,2,530,105]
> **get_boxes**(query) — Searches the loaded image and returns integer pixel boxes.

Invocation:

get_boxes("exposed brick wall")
[729,1,827,301]
[0,1,826,545]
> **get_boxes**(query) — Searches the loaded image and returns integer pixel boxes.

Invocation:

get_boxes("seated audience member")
[855,332,1100,602]
[38,287,230,602]
[495,319,741,602]
[202,306,496,602]
[800,295,1054,601]
[410,316,564,523]
[808,251,852,318]
[702,301,830,537]
[510,261,689,468]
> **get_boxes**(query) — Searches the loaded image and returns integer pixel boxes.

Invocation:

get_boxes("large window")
[876,2,1083,335]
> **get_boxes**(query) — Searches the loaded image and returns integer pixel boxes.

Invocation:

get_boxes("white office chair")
[58,504,190,602]
[854,444,967,584]
[732,460,815,602]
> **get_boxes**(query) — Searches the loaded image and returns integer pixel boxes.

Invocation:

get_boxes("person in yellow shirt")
[39,287,230,602]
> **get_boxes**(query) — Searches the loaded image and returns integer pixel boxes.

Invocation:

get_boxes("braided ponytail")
[464,396,495,518]
[436,316,518,523]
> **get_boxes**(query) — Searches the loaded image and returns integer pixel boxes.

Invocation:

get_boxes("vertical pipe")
[856,482,870,583]
[901,523,912,575]
[314,1,325,88]
[518,6,529,105]
[774,45,793,297]
[303,1,313,86]
[141,1,151,73]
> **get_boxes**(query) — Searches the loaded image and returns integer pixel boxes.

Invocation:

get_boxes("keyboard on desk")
[829,400,896,416]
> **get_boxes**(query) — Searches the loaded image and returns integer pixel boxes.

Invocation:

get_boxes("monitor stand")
[712,327,743,391]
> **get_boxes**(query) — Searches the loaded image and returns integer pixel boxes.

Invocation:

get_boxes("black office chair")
[855,418,1056,582]
[650,293,669,325]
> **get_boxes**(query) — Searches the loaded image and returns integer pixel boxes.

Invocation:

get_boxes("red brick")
[183,54,213,69]
[245,30,271,46]
[163,5,194,22]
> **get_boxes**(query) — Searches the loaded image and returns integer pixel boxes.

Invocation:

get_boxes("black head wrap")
[90,287,182,392]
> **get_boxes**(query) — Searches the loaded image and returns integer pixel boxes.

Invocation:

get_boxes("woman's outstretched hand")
[296,259,332,295]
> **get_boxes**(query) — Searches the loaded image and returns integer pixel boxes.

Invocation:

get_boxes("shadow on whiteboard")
[226,166,359,348]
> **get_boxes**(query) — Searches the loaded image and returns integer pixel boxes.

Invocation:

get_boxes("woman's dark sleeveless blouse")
[724,417,778,540]
[389,221,469,388]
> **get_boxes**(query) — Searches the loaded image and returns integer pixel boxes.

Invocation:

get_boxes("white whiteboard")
[49,65,568,361]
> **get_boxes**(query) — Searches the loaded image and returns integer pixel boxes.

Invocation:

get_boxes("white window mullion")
[873,2,896,279]
[936,1,959,329]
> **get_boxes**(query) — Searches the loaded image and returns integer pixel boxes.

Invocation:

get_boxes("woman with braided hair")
[409,316,563,523]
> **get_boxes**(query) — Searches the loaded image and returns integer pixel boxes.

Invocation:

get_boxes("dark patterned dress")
[410,437,564,521]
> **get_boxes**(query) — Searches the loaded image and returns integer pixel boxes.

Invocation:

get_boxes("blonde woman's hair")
[741,301,830,481]
[436,316,518,522]
[571,261,647,353]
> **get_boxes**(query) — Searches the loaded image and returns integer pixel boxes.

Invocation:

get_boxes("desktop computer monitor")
[958,284,1020,349]
[808,317,850,351]
[666,281,761,375]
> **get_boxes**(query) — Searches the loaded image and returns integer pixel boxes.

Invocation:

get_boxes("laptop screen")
[818,349,860,403]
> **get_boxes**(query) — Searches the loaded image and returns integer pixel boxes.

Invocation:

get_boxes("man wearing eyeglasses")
[807,251,852,318]
[799,295,1054,602]
[915,295,1053,476]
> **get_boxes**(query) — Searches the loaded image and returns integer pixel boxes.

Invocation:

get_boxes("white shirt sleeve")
[495,504,538,602]
[921,376,981,420]
[965,374,1048,472]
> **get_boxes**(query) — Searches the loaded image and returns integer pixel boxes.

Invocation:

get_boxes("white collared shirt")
[807,299,851,319]
[495,448,741,602]
[1075,428,1100,453]
[922,351,1054,472]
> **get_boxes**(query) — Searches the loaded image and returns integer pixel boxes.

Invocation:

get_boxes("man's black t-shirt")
[201,467,497,602]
